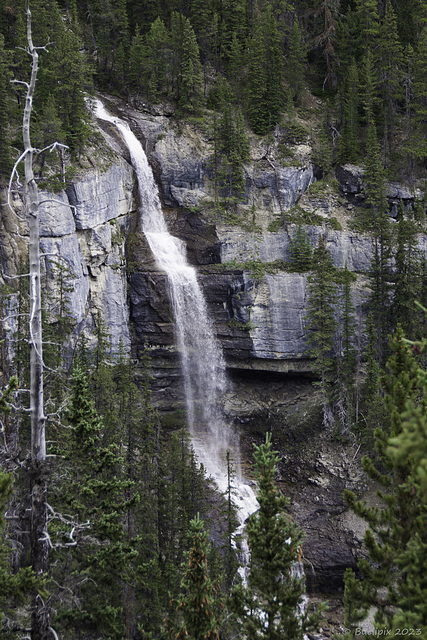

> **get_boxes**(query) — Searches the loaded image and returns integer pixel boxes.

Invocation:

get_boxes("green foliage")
[212,79,250,202]
[170,12,203,113]
[286,17,306,104]
[167,514,222,640]
[0,33,11,177]
[0,472,39,638]
[338,59,360,163]
[335,265,358,431]
[288,225,313,272]
[306,236,338,426]
[392,203,425,340]
[313,117,333,176]
[344,327,427,635]
[231,433,323,640]
[246,5,284,135]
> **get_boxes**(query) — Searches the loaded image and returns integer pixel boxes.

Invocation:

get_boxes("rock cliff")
[1,97,425,599]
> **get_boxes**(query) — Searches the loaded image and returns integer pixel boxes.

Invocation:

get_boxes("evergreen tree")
[363,123,393,361]
[232,433,322,640]
[312,0,340,90]
[375,0,403,165]
[404,25,427,170]
[246,3,284,135]
[246,8,268,135]
[170,13,203,112]
[336,265,357,430]
[167,514,222,640]
[217,93,250,202]
[338,59,360,163]
[288,225,313,272]
[359,48,379,127]
[344,328,425,635]
[51,367,135,638]
[392,202,424,340]
[145,17,170,100]
[386,330,427,636]
[306,236,338,426]
[0,472,39,639]
[354,0,380,51]
[128,26,147,94]
[286,17,306,105]
[0,33,11,177]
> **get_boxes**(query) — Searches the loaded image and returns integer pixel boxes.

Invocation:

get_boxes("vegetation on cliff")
[2,0,427,638]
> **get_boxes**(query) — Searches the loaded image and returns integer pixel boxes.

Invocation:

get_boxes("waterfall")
[95,100,258,563]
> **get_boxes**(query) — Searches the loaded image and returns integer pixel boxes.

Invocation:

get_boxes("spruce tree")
[375,0,403,165]
[167,514,222,640]
[145,17,170,100]
[217,92,250,202]
[392,202,424,340]
[288,225,313,272]
[232,433,322,640]
[338,59,360,163]
[306,236,338,426]
[51,368,135,638]
[336,265,357,430]
[246,3,283,135]
[386,334,427,635]
[0,472,39,639]
[363,123,393,361]
[0,33,11,177]
[344,328,425,635]
[286,17,306,105]
[404,25,427,170]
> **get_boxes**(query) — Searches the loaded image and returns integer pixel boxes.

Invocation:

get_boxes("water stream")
[95,100,258,570]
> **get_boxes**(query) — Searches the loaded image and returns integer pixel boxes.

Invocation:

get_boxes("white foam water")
[95,100,258,572]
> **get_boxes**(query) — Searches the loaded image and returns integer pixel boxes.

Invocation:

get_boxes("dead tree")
[9,2,49,637]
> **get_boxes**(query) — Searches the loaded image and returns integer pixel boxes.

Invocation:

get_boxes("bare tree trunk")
[22,2,49,637]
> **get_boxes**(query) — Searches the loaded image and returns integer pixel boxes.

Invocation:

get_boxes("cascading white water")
[95,100,258,561]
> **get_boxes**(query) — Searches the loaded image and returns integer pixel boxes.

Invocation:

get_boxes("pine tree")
[170,13,203,112]
[51,367,135,638]
[246,3,284,135]
[0,33,11,177]
[306,236,338,426]
[354,0,380,50]
[344,328,425,634]
[392,202,424,340]
[232,433,323,640]
[363,123,393,361]
[145,17,170,99]
[404,25,427,169]
[286,17,306,105]
[375,0,403,165]
[338,59,360,163]
[359,48,379,127]
[312,0,340,90]
[288,225,313,272]
[167,514,222,640]
[0,472,39,639]
[217,92,250,202]
[336,265,357,430]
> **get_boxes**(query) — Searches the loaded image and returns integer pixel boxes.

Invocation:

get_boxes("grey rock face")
[219,225,374,273]
[66,162,134,230]
[147,126,212,207]
[250,273,309,359]
[39,191,76,236]
[335,164,364,194]
[1,156,134,356]
[40,235,89,327]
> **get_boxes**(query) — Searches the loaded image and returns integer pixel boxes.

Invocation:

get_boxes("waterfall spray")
[95,101,258,569]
